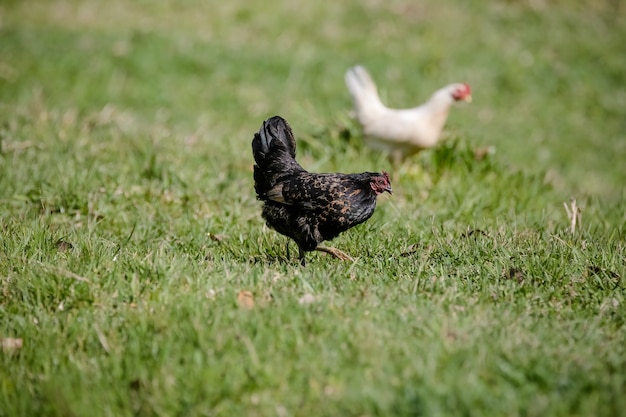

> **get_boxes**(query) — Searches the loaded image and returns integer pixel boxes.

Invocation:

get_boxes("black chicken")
[252,116,392,265]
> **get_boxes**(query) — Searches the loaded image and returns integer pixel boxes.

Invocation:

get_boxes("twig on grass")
[563,198,582,235]
[36,261,90,283]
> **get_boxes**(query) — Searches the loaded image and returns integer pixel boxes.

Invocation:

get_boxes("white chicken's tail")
[344,66,384,119]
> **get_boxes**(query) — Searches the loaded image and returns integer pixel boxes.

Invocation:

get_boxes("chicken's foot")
[315,246,355,262]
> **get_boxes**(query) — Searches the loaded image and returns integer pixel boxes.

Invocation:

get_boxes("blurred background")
[1,0,625,198]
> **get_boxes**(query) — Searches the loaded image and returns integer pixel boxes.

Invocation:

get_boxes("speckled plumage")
[252,116,392,264]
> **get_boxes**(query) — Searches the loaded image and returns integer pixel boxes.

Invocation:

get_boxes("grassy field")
[1,0,625,416]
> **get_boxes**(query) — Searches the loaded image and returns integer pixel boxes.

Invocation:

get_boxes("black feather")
[252,115,391,264]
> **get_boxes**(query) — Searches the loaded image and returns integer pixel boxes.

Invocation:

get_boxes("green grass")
[1,0,625,416]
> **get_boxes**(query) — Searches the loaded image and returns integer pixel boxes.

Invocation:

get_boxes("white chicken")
[345,65,472,165]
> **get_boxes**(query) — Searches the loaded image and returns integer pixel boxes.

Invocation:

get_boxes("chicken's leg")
[315,246,355,262]
[298,247,307,266]
[296,246,354,265]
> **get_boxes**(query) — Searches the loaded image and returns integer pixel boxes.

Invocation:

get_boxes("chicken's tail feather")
[252,116,302,200]
[252,116,297,164]
[345,65,383,115]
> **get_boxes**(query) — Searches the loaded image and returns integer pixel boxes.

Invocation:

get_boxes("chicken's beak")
[464,95,472,103]
[385,186,393,194]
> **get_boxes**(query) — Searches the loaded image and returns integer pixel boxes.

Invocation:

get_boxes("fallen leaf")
[1,337,23,353]
[473,146,495,160]
[208,233,227,242]
[400,243,421,257]
[237,290,255,309]
[504,267,525,282]
[298,294,316,304]
[263,290,274,304]
[446,331,458,341]
[55,239,74,252]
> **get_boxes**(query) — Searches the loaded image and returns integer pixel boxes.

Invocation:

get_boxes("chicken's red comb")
[452,83,472,101]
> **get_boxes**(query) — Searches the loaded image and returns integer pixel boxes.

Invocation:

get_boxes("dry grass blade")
[93,325,111,353]
[36,262,90,283]
[563,198,582,235]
